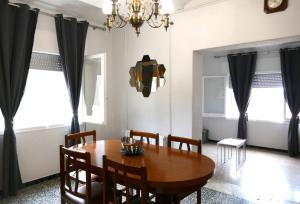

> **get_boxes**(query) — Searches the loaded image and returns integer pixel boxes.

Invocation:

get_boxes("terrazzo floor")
[1,142,299,204]
[0,177,250,204]
[202,143,300,204]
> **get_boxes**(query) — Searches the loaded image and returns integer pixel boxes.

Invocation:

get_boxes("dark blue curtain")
[280,47,300,157]
[0,2,39,196]
[227,52,257,140]
[55,15,88,144]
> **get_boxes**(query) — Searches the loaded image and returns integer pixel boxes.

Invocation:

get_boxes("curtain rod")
[214,50,278,59]
[214,47,300,59]
[8,2,106,31]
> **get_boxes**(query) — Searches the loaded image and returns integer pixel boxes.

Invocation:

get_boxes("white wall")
[0,13,115,186]
[111,0,300,144]
[170,0,300,139]
[203,118,290,150]
[111,26,171,141]
[202,51,296,150]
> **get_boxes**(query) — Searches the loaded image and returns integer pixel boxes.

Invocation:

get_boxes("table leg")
[156,193,173,204]
[197,188,201,204]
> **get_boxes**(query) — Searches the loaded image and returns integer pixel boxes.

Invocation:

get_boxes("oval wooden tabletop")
[70,139,215,193]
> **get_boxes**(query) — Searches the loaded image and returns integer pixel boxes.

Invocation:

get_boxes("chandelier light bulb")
[161,0,174,15]
[102,0,113,15]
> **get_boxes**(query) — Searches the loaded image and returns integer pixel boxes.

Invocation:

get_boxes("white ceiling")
[16,0,106,25]
[16,0,194,26]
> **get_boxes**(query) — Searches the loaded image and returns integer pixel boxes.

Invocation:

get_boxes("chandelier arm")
[146,9,154,21]
[146,18,163,28]
[112,19,127,28]
[111,12,129,28]
[118,20,128,28]
[117,13,126,23]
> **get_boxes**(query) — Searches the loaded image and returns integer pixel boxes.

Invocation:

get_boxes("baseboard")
[207,139,288,153]
[22,173,60,188]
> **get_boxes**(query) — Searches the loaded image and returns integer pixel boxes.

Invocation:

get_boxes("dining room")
[0,0,300,204]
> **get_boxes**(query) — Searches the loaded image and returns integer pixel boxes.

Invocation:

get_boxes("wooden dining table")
[69,139,215,204]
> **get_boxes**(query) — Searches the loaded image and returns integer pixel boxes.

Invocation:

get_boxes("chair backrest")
[129,130,159,146]
[103,155,148,204]
[167,135,202,154]
[65,130,96,147]
[60,145,92,203]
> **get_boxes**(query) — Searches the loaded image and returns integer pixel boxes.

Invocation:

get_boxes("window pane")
[285,102,300,119]
[14,69,72,129]
[203,77,225,115]
[226,87,284,122]
[247,88,284,122]
[225,88,239,119]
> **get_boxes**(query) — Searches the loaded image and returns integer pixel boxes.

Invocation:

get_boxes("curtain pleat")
[55,14,88,146]
[0,3,39,196]
[280,47,300,157]
[227,52,257,140]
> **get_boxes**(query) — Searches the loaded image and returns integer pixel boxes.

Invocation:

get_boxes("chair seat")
[63,181,103,204]
[70,170,101,183]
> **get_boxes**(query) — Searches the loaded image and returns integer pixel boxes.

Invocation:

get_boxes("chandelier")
[102,0,174,36]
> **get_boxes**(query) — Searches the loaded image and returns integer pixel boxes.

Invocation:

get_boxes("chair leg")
[173,197,180,204]
[197,189,201,204]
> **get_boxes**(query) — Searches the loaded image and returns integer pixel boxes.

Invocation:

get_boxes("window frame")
[81,53,107,125]
[202,75,227,118]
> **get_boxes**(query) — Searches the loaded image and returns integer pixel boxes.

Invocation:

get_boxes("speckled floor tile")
[0,178,251,204]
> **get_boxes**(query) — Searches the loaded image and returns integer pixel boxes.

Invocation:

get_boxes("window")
[202,76,226,117]
[226,73,285,122]
[0,52,72,132]
[284,103,300,119]
[0,52,106,132]
[15,69,73,129]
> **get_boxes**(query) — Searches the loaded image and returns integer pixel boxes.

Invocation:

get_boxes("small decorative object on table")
[121,137,144,156]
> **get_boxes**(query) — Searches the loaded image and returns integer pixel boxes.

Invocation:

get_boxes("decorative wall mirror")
[129,55,166,97]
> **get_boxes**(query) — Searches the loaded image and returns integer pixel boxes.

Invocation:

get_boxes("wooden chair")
[103,155,152,204]
[167,135,202,154]
[129,130,159,146]
[65,130,97,148]
[65,130,99,184]
[60,145,103,204]
[167,134,202,204]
